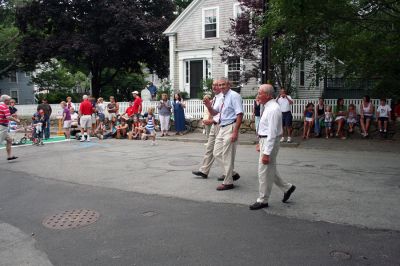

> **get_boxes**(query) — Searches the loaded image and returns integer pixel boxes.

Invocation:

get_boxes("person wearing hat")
[0,94,20,160]
[147,82,158,101]
[132,91,143,118]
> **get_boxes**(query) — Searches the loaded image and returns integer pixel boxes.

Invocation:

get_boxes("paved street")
[1,136,400,265]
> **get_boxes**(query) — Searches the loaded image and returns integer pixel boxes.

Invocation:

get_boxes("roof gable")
[163,0,204,35]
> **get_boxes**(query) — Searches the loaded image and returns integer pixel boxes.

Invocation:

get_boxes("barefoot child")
[347,104,357,133]
[324,105,334,139]
[144,107,156,145]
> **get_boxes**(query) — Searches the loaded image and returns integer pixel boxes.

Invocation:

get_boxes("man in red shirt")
[0,95,20,160]
[132,91,142,117]
[79,95,94,142]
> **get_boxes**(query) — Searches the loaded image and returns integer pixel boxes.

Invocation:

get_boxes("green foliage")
[37,91,81,104]
[100,70,146,101]
[32,60,89,92]
[16,0,176,97]
[156,79,173,100]
[201,78,213,96]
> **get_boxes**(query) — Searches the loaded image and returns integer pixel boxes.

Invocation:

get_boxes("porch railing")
[15,98,390,121]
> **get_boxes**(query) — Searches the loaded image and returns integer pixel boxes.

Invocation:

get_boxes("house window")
[10,90,18,104]
[9,72,17,83]
[203,7,218,38]
[25,72,31,77]
[228,57,241,88]
[300,61,305,86]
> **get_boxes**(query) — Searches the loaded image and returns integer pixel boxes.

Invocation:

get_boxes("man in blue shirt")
[147,82,157,100]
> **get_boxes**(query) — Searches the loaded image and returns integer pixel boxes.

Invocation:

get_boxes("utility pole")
[261,0,271,84]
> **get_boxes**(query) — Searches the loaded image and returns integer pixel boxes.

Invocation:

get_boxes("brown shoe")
[216,184,234,191]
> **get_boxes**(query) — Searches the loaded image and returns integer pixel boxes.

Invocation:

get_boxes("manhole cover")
[169,159,198,166]
[142,211,157,217]
[330,250,352,261]
[42,209,99,230]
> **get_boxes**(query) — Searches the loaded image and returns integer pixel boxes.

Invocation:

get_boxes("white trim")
[179,59,184,93]
[202,6,219,39]
[168,35,176,92]
[233,2,242,19]
[178,49,213,60]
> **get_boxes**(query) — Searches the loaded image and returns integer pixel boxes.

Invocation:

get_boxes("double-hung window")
[227,57,241,88]
[203,7,218,38]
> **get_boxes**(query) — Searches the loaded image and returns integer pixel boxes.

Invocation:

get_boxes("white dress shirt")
[258,99,283,155]
[211,93,223,123]
[276,95,293,112]
[212,89,243,126]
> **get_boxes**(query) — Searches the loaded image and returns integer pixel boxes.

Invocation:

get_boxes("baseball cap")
[132,91,139,94]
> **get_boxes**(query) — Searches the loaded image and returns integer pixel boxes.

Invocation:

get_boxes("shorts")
[0,125,11,144]
[379,117,388,122]
[347,118,357,124]
[324,122,332,129]
[335,116,345,121]
[282,111,293,127]
[145,128,155,135]
[97,113,105,122]
[305,117,313,122]
[363,115,373,123]
[108,113,117,121]
[80,115,92,129]
[91,114,97,124]
[63,120,72,129]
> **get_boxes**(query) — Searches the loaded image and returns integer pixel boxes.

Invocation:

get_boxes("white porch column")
[168,34,176,92]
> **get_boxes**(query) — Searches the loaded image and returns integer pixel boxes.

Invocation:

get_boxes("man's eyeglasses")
[217,83,226,87]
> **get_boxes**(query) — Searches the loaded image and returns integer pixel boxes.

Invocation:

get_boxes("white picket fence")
[15,99,389,121]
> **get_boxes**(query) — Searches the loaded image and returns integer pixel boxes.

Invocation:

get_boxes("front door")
[190,60,203,98]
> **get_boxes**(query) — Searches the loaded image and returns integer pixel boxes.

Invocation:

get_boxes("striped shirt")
[0,102,11,126]
[145,115,155,130]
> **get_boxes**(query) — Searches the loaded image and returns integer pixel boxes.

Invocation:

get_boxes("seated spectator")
[376,98,392,137]
[324,105,334,139]
[347,104,357,133]
[303,103,314,139]
[128,116,141,140]
[116,118,128,139]
[70,107,80,137]
[360,95,374,137]
[334,98,347,140]
[121,101,135,130]
[394,100,400,122]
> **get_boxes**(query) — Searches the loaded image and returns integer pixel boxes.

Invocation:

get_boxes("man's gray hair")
[217,77,230,84]
[82,95,88,100]
[0,94,11,102]
[260,84,274,96]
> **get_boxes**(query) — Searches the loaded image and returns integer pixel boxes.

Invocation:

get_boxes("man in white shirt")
[192,80,240,181]
[276,88,293,143]
[250,84,296,210]
[204,77,243,191]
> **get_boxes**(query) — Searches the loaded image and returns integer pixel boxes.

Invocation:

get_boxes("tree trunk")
[91,70,101,98]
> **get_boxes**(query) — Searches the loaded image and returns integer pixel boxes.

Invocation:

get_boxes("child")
[376,98,392,136]
[60,101,71,139]
[144,107,156,145]
[116,118,128,139]
[32,109,46,145]
[324,105,334,139]
[303,103,314,139]
[129,116,141,140]
[347,104,357,133]
[202,95,212,137]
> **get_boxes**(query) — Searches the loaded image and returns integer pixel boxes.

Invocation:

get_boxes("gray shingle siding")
[0,71,36,104]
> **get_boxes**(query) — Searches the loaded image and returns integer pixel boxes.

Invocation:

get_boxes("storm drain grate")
[42,209,99,230]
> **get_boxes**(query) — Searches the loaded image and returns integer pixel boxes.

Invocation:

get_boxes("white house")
[164,0,324,99]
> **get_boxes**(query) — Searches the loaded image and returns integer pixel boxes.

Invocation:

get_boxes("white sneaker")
[287,137,292,143]
[80,137,85,142]
[86,137,91,142]
[151,141,156,146]
[280,137,285,143]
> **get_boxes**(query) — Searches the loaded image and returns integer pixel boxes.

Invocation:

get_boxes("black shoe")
[192,171,208,179]
[282,185,296,203]
[249,202,269,210]
[217,173,241,181]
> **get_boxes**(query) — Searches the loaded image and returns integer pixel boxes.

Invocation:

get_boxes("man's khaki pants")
[257,137,292,203]
[213,124,237,185]
[199,124,220,175]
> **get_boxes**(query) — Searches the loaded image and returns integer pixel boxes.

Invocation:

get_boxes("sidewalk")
[158,132,400,153]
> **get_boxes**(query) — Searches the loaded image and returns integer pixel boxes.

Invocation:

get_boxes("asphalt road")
[0,139,400,265]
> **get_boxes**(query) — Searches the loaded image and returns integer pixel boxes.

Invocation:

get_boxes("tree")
[16,0,176,97]
[174,0,193,14]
